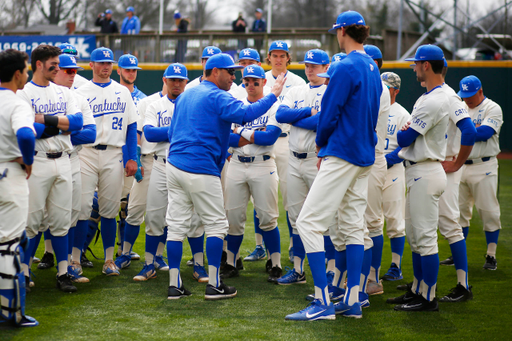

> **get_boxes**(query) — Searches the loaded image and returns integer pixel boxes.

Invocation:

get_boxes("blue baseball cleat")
[133,263,157,281]
[359,292,370,308]
[285,299,335,321]
[334,301,362,318]
[381,263,403,281]
[244,245,266,261]
[102,260,120,276]
[277,267,306,285]
[68,263,90,283]
[193,264,209,283]
[154,255,169,271]
[114,254,131,269]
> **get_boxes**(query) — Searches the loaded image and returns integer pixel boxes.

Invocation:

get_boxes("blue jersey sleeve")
[16,127,36,166]
[475,125,495,142]
[397,127,420,147]
[385,147,403,168]
[275,104,311,124]
[144,125,170,143]
[456,117,477,146]
[66,112,84,132]
[293,114,319,131]
[253,125,282,146]
[126,122,137,161]
[229,133,241,147]
[71,124,96,145]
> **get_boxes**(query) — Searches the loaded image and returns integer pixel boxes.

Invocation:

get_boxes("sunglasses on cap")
[63,69,78,75]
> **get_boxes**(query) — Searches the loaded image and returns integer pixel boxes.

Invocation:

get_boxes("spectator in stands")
[232,12,247,51]
[121,6,141,34]
[174,12,190,63]
[95,9,119,34]
[251,8,266,56]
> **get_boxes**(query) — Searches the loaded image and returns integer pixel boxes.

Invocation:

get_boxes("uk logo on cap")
[201,46,222,59]
[462,83,469,91]
[269,41,289,52]
[457,75,482,98]
[130,57,136,64]
[103,50,111,58]
[307,52,314,59]
[173,66,182,73]
[246,66,254,73]
[243,50,252,56]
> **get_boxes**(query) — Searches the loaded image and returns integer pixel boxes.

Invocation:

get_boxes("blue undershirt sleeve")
[475,125,495,142]
[229,133,241,147]
[126,123,137,161]
[275,105,312,124]
[385,147,403,168]
[253,125,282,146]
[397,128,421,148]
[16,127,36,166]
[71,124,96,145]
[34,123,45,139]
[66,112,84,132]
[293,114,319,131]
[143,125,169,143]
[456,117,477,146]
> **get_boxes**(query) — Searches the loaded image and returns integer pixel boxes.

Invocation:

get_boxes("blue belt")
[279,132,288,138]
[34,151,64,159]
[465,157,491,165]
[93,145,108,150]
[404,160,417,167]
[238,155,270,163]
[154,155,166,163]
[292,151,308,159]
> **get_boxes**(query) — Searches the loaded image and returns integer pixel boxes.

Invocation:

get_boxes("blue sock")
[145,234,160,262]
[360,248,372,293]
[261,226,281,261]
[49,232,68,275]
[101,217,117,257]
[118,219,125,247]
[485,230,500,245]
[450,240,468,288]
[390,236,405,268]
[253,209,263,246]
[411,252,423,294]
[83,219,98,252]
[421,253,439,301]
[167,240,183,287]
[307,251,328,304]
[334,250,347,288]
[344,244,364,305]
[67,227,75,257]
[292,234,305,273]
[286,211,292,241]
[159,227,168,251]
[24,233,41,268]
[462,227,469,239]
[74,220,89,260]
[206,236,224,287]
[188,234,205,262]
[323,235,335,264]
[226,234,244,266]
[123,223,140,254]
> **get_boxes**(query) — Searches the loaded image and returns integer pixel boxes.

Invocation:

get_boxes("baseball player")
[0,49,38,327]
[115,54,148,268]
[165,53,285,300]
[285,11,382,321]
[265,40,306,262]
[58,43,89,89]
[361,44,391,296]
[222,65,283,282]
[379,72,410,282]
[457,76,502,271]
[52,54,97,283]
[274,49,330,285]
[17,45,84,293]
[74,47,139,277]
[390,45,451,312]
[133,63,191,281]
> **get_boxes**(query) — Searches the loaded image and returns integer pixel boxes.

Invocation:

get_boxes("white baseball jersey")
[232,99,281,157]
[280,83,326,153]
[398,86,450,162]
[466,97,503,159]
[384,102,411,155]
[69,90,96,152]
[75,80,138,147]
[73,74,89,90]
[144,95,176,158]
[0,89,35,162]
[440,83,471,158]
[138,91,164,155]
[375,82,391,153]
[18,81,80,153]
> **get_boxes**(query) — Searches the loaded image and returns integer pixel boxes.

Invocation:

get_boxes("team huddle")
[0,10,503,326]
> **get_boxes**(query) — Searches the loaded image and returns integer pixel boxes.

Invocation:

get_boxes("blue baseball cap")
[317,62,341,79]
[238,48,260,62]
[458,75,482,98]
[444,58,448,67]
[269,41,289,53]
[105,9,112,14]
[58,43,77,56]
[118,54,141,69]
[59,54,83,70]
[202,46,222,59]
[405,44,445,62]
[255,8,263,13]
[329,11,366,34]
[163,63,188,80]
[364,45,383,59]
[90,47,115,62]
[331,53,347,63]
[126,6,134,12]
[242,65,265,79]
[299,49,329,65]
[205,53,244,70]
[174,12,181,19]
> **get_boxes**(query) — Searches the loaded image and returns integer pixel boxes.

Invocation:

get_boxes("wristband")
[44,115,59,127]
[240,129,253,142]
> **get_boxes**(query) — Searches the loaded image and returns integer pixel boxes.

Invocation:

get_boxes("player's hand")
[35,114,45,124]
[475,123,481,128]
[271,73,287,98]
[401,121,411,131]
[125,159,138,177]
[24,164,32,179]
[441,157,461,173]
[316,157,322,170]
[311,108,318,116]
[238,137,252,147]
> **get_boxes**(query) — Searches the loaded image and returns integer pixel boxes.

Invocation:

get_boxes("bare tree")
[36,0,82,24]
[0,0,38,30]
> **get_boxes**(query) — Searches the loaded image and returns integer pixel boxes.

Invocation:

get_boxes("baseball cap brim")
[237,57,259,62]
[165,75,188,80]
[120,66,142,70]
[299,61,327,65]
[457,89,478,98]
[61,65,84,70]
[243,74,265,79]
[92,59,116,63]
[328,24,341,34]
[317,72,330,78]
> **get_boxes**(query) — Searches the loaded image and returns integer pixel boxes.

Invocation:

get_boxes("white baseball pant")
[365,152,387,238]
[438,167,465,244]
[0,163,29,242]
[125,154,154,226]
[382,162,406,239]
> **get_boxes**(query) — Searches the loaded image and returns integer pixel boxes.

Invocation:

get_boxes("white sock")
[123,241,132,255]
[169,268,181,287]
[391,252,401,267]
[255,233,263,246]
[294,256,304,274]
[193,252,204,266]
[487,243,497,258]
[57,260,68,277]
[346,285,360,305]
[145,252,154,265]
[226,250,235,267]
[315,285,331,305]
[45,238,54,254]
[105,246,114,261]
[156,241,165,257]
[72,247,81,263]
[208,265,219,287]
[456,269,468,289]
[270,252,281,269]
[326,259,335,273]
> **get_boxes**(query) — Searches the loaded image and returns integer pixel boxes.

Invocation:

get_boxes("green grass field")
[2,160,511,341]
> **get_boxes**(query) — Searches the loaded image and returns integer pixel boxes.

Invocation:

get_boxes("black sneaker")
[220,251,227,270]
[56,273,77,293]
[37,252,55,270]
[439,283,473,302]
[81,253,94,268]
[267,266,282,283]
[440,256,454,266]
[483,255,497,270]
[265,259,272,273]
[236,257,244,271]
[205,281,237,300]
[397,281,413,291]
[394,295,439,312]
[220,264,239,279]
[386,289,419,304]
[186,257,194,267]
[167,285,192,299]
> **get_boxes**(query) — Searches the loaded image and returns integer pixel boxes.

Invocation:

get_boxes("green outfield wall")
[76,61,511,151]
